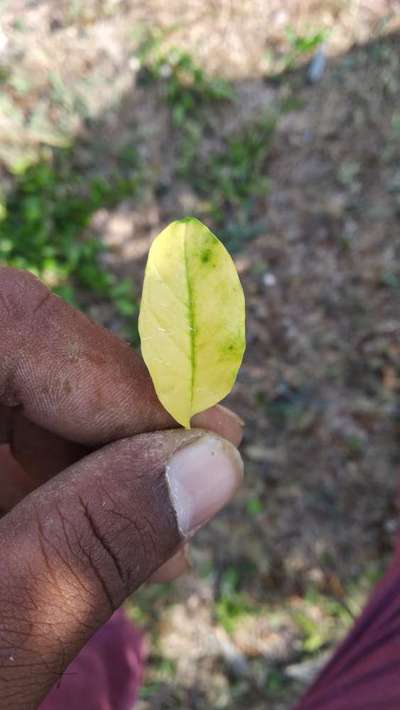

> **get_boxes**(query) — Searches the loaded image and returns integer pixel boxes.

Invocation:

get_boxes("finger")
[0,445,32,512]
[0,430,242,708]
[8,409,87,484]
[0,268,243,447]
[0,411,87,508]
[0,267,170,445]
[193,405,244,447]
[8,404,242,487]
[0,451,196,596]
[148,546,190,584]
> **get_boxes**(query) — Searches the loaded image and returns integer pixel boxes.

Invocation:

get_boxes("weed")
[0,148,141,344]
[264,383,315,432]
[344,433,365,460]
[135,30,275,252]
[193,116,273,204]
[291,570,385,657]
[265,26,328,76]
[186,114,275,251]
[264,667,287,695]
[246,497,263,516]
[292,609,326,653]
[138,656,177,699]
[215,567,256,633]
[136,31,232,126]
[286,27,328,58]
[381,272,399,289]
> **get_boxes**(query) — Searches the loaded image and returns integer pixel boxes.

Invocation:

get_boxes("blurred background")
[1,1,399,707]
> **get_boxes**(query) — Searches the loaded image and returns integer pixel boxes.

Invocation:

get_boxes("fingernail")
[166,435,243,537]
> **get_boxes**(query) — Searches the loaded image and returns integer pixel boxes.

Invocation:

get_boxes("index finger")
[0,268,243,448]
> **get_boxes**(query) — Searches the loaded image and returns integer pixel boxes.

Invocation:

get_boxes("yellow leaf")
[138,217,245,428]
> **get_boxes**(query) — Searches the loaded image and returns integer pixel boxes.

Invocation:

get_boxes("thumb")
[0,429,242,710]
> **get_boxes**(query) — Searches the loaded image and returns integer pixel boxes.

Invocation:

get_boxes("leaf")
[138,217,245,427]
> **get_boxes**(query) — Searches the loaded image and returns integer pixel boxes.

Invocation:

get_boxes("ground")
[1,1,399,708]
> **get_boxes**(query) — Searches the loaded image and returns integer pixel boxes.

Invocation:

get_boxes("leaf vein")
[151,261,184,305]
[183,225,195,418]
[143,303,189,356]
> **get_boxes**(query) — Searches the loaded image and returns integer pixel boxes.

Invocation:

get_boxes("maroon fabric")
[295,540,400,709]
[39,610,144,710]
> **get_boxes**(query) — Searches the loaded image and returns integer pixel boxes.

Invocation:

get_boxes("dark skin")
[0,268,242,709]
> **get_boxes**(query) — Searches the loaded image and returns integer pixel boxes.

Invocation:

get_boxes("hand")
[0,268,243,709]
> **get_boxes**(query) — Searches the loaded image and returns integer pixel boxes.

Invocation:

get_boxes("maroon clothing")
[39,610,143,710]
[296,542,400,709]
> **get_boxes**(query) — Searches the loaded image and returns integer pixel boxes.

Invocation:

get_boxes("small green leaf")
[139,218,245,427]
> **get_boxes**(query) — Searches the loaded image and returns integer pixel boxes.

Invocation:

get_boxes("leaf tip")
[174,216,201,227]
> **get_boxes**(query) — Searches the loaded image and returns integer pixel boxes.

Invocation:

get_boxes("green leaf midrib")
[183,226,196,416]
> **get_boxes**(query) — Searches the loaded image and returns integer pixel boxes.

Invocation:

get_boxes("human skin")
[0,267,244,709]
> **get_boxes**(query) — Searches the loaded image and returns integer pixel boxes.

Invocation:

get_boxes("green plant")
[286,27,327,54]
[264,26,328,76]
[215,567,256,633]
[264,667,287,696]
[138,656,177,699]
[292,610,326,653]
[381,271,399,288]
[193,116,273,203]
[135,30,277,252]
[0,148,141,344]
[291,583,358,655]
[184,113,275,251]
[136,32,232,126]
[284,27,328,70]
[246,497,263,516]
